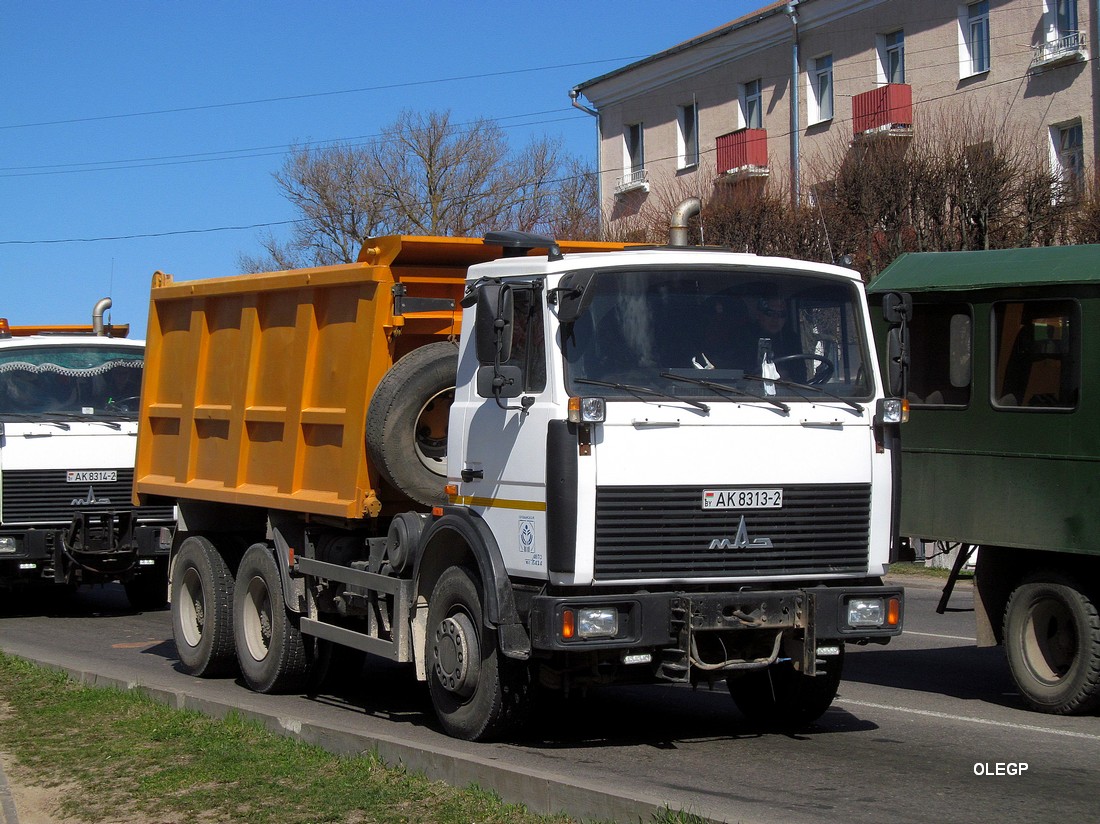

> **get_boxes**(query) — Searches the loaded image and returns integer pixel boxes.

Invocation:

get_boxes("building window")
[992,300,1078,409]
[810,55,833,123]
[1033,0,1084,65]
[1052,121,1084,198]
[740,79,762,129]
[1056,0,1078,39]
[625,123,644,174]
[677,102,698,169]
[880,30,905,84]
[962,1,990,75]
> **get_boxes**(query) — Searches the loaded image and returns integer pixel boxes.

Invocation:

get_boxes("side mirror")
[476,365,524,399]
[475,283,513,366]
[882,291,912,324]
[552,271,596,324]
[887,326,909,398]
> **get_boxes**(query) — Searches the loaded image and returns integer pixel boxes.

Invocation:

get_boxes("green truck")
[868,245,1100,715]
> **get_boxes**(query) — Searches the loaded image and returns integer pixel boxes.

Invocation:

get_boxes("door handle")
[461,468,484,482]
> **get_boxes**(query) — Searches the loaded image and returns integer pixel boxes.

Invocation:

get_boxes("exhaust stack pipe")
[92,297,112,336]
[669,198,701,247]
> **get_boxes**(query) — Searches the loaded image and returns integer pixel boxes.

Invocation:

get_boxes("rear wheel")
[728,646,844,729]
[1003,575,1100,714]
[171,536,236,677]
[233,543,310,693]
[426,566,529,741]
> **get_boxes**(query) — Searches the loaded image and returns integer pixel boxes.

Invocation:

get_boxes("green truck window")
[907,303,971,406]
[992,299,1078,410]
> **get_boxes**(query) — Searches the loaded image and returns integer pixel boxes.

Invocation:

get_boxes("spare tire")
[367,341,459,506]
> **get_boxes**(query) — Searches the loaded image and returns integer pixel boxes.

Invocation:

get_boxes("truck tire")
[426,565,530,741]
[124,559,169,611]
[727,647,844,729]
[233,543,310,694]
[1003,575,1100,714]
[367,341,458,507]
[171,536,237,677]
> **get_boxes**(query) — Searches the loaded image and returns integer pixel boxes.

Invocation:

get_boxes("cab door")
[455,285,553,578]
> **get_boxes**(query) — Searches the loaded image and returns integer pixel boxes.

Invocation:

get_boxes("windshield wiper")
[660,372,789,414]
[743,374,864,415]
[575,378,710,414]
[0,413,74,430]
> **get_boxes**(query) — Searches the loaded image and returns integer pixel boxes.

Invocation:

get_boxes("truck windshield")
[561,267,873,403]
[0,345,144,419]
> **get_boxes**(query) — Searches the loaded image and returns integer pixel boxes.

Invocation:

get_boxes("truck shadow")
[309,659,879,747]
[842,643,1022,708]
[0,583,164,618]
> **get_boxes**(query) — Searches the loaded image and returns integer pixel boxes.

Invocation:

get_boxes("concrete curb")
[12,658,728,824]
[0,757,18,824]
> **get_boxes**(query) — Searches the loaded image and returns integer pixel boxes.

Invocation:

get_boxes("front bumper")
[526,585,903,677]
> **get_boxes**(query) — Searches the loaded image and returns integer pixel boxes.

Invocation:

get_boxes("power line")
[0,57,650,132]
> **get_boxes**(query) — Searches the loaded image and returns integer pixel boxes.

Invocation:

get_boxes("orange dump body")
[134,235,623,520]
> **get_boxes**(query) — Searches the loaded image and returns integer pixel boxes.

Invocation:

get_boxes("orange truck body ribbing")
[134,235,624,520]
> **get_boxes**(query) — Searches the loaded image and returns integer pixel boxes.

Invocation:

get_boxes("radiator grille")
[594,484,870,580]
[1,468,174,525]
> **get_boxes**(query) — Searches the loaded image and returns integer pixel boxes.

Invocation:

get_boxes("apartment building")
[571,0,1093,231]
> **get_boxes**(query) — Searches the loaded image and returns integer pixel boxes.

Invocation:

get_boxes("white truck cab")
[0,300,174,608]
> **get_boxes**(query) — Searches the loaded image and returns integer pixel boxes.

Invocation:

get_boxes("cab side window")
[992,300,1078,409]
[506,289,546,393]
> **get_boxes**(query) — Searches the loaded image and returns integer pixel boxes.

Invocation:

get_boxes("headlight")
[876,397,909,424]
[847,598,885,626]
[0,536,17,554]
[568,396,605,423]
[846,595,901,629]
[561,606,619,639]
[577,607,618,638]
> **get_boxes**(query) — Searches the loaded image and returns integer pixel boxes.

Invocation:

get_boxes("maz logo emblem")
[709,515,773,549]
[71,486,111,506]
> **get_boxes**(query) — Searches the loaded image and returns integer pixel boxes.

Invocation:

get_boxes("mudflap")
[61,509,137,583]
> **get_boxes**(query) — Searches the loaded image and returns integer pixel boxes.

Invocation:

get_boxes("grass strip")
[0,652,574,824]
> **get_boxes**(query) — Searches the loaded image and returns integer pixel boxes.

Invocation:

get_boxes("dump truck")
[869,245,1100,715]
[0,299,175,608]
[135,202,906,740]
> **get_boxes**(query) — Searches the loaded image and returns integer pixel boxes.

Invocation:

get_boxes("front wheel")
[1003,576,1100,714]
[426,566,529,741]
[727,646,844,729]
[233,543,310,694]
[171,536,236,677]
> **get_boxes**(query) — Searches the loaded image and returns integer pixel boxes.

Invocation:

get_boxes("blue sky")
[1,1,759,338]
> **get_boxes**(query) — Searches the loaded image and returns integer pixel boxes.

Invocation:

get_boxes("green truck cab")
[869,246,1100,715]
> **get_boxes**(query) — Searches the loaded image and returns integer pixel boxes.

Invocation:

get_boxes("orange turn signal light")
[887,596,901,627]
[561,608,575,640]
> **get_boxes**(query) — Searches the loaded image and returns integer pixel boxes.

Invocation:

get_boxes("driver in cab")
[726,294,796,378]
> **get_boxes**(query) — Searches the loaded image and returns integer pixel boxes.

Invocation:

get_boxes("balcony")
[715,129,769,182]
[615,168,649,196]
[852,84,913,139]
[1030,31,1087,70]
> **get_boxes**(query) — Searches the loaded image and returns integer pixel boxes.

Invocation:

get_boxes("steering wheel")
[773,354,835,385]
[106,396,141,412]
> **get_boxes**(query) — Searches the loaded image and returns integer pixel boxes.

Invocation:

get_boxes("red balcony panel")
[852,83,912,135]
[716,129,768,172]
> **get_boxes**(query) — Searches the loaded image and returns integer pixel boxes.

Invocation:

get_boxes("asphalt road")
[1,575,1097,824]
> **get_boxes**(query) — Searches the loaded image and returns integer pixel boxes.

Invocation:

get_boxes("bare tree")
[240,109,598,272]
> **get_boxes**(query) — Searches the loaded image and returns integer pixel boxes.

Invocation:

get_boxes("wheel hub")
[433,613,479,698]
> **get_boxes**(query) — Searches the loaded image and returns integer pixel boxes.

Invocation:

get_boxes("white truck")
[0,299,175,608]
[135,202,906,741]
